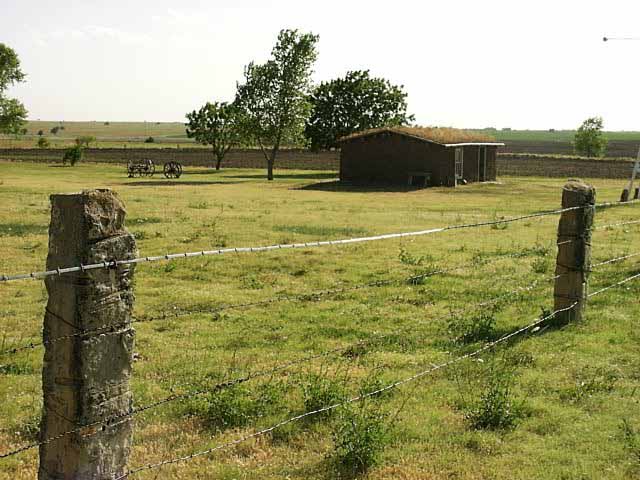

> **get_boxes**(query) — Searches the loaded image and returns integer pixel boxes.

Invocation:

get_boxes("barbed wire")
[591,252,640,268]
[3,243,634,359]
[0,247,555,357]
[595,219,640,230]
[0,269,563,459]
[115,266,640,477]
[114,302,579,479]
[5,200,632,284]
[588,271,640,298]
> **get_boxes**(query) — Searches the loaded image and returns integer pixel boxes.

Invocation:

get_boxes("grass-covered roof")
[339,127,499,145]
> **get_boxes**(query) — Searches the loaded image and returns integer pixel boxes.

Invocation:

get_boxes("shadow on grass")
[296,180,429,193]
[224,172,338,181]
[124,180,243,187]
[0,223,48,237]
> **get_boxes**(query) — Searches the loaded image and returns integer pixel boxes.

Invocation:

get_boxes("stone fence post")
[553,180,595,325]
[39,190,137,479]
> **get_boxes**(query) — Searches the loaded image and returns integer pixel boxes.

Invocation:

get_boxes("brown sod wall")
[0,148,634,179]
[496,154,633,179]
[0,148,340,171]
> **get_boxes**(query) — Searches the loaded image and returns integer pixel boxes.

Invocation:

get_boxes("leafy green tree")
[185,101,242,170]
[0,44,27,136]
[574,116,608,157]
[50,126,60,135]
[235,29,319,180]
[305,70,414,150]
[0,97,28,137]
[62,144,83,166]
[37,136,50,148]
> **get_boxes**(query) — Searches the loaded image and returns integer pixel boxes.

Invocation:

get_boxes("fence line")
[2,244,636,359]
[595,219,640,230]
[588,271,640,298]
[116,267,640,478]
[4,199,635,283]
[0,268,566,459]
[114,302,579,479]
[591,252,640,268]
[0,246,563,356]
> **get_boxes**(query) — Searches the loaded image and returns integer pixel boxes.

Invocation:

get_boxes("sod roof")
[339,127,501,146]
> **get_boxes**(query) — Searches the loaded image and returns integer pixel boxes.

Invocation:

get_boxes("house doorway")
[454,148,464,186]
[478,146,487,182]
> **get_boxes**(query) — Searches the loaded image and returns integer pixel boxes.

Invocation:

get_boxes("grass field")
[0,121,192,149]
[474,129,640,143]
[1,162,640,479]
[2,121,640,150]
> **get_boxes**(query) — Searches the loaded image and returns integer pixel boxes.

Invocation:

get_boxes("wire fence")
[0,193,638,477]
[2,199,637,283]
[115,265,640,479]
[0,264,567,458]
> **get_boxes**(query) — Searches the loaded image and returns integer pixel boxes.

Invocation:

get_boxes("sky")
[2,0,640,130]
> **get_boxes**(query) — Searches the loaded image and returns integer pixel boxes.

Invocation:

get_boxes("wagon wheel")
[146,160,156,177]
[175,162,183,178]
[127,162,135,178]
[163,162,180,178]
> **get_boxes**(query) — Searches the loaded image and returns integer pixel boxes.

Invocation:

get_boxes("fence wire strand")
[116,264,640,478]
[115,302,579,479]
[0,269,563,459]
[0,248,555,357]
[4,199,635,283]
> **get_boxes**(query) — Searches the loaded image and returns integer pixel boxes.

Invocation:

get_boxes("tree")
[235,29,319,180]
[305,70,414,150]
[0,97,28,137]
[37,136,50,148]
[0,44,27,137]
[574,116,608,157]
[62,144,83,166]
[0,44,26,92]
[185,101,242,170]
[50,126,60,135]
[37,129,44,136]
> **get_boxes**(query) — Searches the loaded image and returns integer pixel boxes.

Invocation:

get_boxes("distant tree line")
[185,29,413,180]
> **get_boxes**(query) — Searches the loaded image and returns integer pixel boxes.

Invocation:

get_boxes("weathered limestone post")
[553,180,595,325]
[39,190,137,479]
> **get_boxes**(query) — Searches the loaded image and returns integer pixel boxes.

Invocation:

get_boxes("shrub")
[560,366,619,403]
[300,371,348,419]
[62,144,83,166]
[447,304,500,344]
[531,257,549,274]
[332,403,390,475]
[144,136,155,143]
[398,247,432,266]
[621,419,640,466]
[464,366,525,430]
[187,382,284,432]
[36,136,50,149]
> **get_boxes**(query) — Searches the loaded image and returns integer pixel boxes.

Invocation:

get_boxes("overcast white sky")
[2,0,639,130]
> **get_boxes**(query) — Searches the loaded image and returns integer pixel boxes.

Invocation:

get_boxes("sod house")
[338,127,504,187]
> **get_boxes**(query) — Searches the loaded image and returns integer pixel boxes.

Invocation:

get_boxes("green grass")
[0,161,639,479]
[471,128,640,143]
